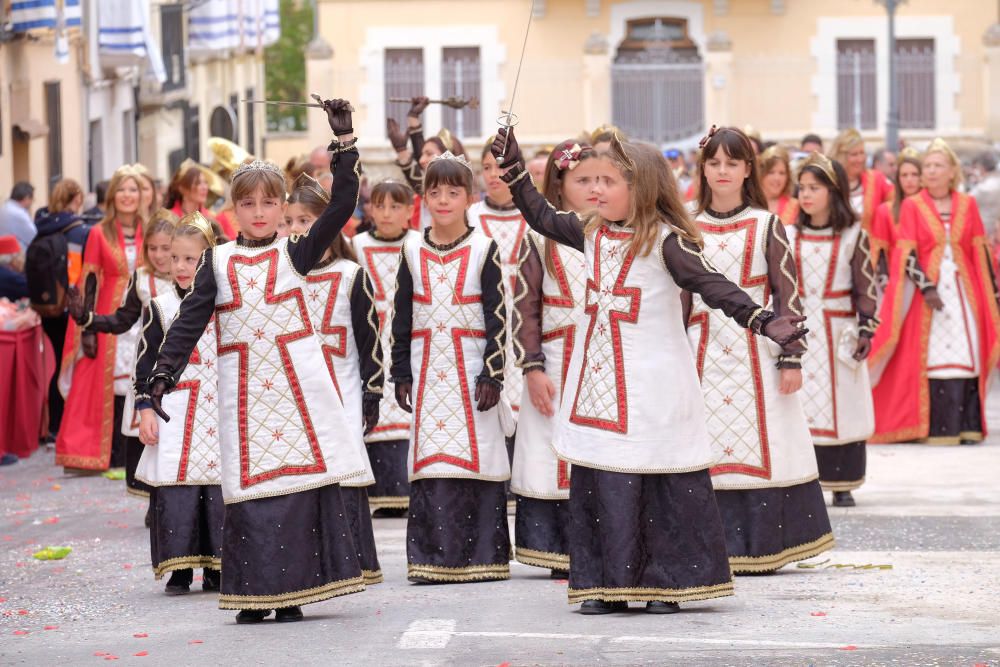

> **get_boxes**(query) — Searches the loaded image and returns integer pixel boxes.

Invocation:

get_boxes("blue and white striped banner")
[10,0,57,32]
[64,0,82,28]
[189,0,281,52]
[97,0,166,83]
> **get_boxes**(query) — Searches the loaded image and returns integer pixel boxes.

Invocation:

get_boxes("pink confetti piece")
[104,656,119,661]
[94,652,106,657]
[42,517,59,525]
[13,630,29,635]
[0,597,6,602]
[134,651,148,657]
[188,640,203,645]
[840,645,858,651]
[810,612,827,617]
[44,625,58,631]
[17,609,29,615]
[122,564,133,570]
[133,633,148,638]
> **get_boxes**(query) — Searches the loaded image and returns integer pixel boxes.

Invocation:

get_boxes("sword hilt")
[497,111,520,158]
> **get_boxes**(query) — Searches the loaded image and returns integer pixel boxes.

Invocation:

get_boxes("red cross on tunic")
[411,246,484,473]
[570,228,641,434]
[173,318,214,482]
[305,270,348,403]
[477,212,527,296]
[362,245,403,331]
[215,249,326,488]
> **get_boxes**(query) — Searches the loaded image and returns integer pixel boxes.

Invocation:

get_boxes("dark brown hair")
[796,159,858,233]
[287,182,356,263]
[696,127,768,214]
[164,166,204,209]
[49,179,83,214]
[892,154,922,221]
[370,180,415,208]
[141,209,178,274]
[231,161,286,202]
[540,141,596,276]
[423,157,475,195]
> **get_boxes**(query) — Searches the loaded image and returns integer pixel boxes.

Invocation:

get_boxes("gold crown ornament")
[178,211,218,248]
[899,146,921,160]
[177,158,227,199]
[291,172,330,204]
[208,137,252,176]
[799,151,839,189]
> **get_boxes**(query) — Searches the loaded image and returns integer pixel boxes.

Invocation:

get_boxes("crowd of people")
[0,92,997,624]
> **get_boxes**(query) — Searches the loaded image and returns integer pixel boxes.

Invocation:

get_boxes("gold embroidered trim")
[484,241,507,380]
[552,451,711,476]
[153,555,222,579]
[408,471,512,483]
[515,546,570,570]
[919,434,982,446]
[905,251,934,291]
[367,495,409,510]
[126,486,150,499]
[567,580,735,604]
[510,233,533,368]
[358,267,385,394]
[81,311,95,329]
[856,228,879,303]
[407,562,510,582]
[960,430,984,442]
[768,214,804,320]
[222,474,364,505]
[729,532,835,573]
[819,477,865,491]
[362,569,384,585]
[218,574,366,610]
[711,472,819,491]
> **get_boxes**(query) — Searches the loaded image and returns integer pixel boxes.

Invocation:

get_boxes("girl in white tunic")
[353,180,421,515]
[511,140,599,576]
[148,99,371,624]
[70,211,175,501]
[133,213,223,595]
[390,153,511,583]
[690,127,833,573]
[287,174,385,586]
[495,129,807,615]
[791,153,879,508]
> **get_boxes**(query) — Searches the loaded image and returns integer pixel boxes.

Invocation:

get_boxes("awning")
[12,119,49,140]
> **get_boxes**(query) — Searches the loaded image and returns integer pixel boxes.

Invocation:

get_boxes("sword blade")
[241,99,325,108]
[501,0,535,157]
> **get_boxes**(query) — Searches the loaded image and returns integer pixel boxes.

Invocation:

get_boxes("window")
[183,102,200,164]
[896,38,935,130]
[611,17,704,143]
[246,87,256,156]
[160,4,186,92]
[441,47,481,138]
[836,39,877,130]
[45,81,62,194]
[89,120,103,192]
[384,48,424,130]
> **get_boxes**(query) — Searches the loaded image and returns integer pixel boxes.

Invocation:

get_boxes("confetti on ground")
[188,640,203,645]
[133,633,148,638]
[13,630,28,635]
[102,470,125,480]
[42,516,59,524]
[840,645,858,651]
[810,612,827,617]
[32,546,72,560]
[44,625,58,630]
[134,651,148,657]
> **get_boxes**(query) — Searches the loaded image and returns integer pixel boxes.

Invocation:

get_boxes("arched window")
[611,18,704,144]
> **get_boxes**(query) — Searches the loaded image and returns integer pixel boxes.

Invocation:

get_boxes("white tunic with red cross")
[553,224,713,473]
[512,232,586,499]
[401,231,510,482]
[211,238,369,503]
[120,267,173,438]
[469,200,526,420]
[353,229,419,443]
[135,288,221,486]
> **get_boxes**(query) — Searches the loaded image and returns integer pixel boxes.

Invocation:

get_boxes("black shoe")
[235,609,272,624]
[580,600,628,615]
[202,569,221,592]
[0,453,18,466]
[645,601,680,614]
[550,569,569,580]
[144,507,152,529]
[164,569,193,595]
[275,606,303,623]
[832,491,856,507]
[372,507,407,518]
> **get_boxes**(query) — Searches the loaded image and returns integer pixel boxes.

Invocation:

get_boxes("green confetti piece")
[33,546,72,561]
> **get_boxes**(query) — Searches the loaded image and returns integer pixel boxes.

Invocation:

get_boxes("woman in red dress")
[760,145,799,226]
[56,166,147,472]
[870,147,923,285]
[870,138,1000,445]
[829,129,894,235]
[165,162,233,238]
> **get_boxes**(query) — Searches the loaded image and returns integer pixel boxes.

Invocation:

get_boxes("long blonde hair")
[100,166,146,245]
[583,135,702,256]
[828,128,864,166]
[923,137,964,191]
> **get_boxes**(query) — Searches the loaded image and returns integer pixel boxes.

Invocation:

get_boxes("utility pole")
[877,0,905,151]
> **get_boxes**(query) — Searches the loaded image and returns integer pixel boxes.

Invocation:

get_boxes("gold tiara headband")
[428,151,474,173]
[799,151,839,190]
[760,144,789,163]
[924,137,959,164]
[292,172,330,204]
[232,159,283,182]
[178,211,217,248]
[899,146,921,160]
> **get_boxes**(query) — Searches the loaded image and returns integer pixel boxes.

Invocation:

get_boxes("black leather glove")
[317,96,355,137]
[386,118,408,152]
[66,286,87,325]
[762,315,809,347]
[474,378,500,412]
[395,381,413,413]
[491,127,523,171]
[407,96,430,119]
[923,286,945,311]
[363,394,380,435]
[853,335,873,361]
[149,378,172,422]
[81,331,98,359]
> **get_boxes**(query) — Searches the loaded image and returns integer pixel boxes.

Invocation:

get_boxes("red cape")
[869,190,1000,442]
[775,195,799,226]
[869,201,898,271]
[860,169,894,235]
[55,223,142,470]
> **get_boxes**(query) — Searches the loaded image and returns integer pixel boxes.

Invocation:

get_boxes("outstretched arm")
[84,271,144,334]
[764,216,807,367]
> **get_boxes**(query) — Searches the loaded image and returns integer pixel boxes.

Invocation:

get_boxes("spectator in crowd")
[526,149,551,188]
[971,151,1000,242]
[801,134,823,154]
[82,180,109,223]
[0,182,36,252]
[872,148,898,183]
[0,235,28,301]
[309,143,332,172]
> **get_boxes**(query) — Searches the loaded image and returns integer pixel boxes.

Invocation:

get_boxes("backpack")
[25,219,83,318]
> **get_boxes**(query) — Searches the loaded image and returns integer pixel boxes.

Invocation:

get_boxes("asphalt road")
[2,390,1000,666]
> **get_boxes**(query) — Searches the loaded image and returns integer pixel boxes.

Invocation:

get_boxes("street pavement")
[3,388,1000,666]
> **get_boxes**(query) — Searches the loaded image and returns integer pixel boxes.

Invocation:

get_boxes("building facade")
[291,0,1000,167]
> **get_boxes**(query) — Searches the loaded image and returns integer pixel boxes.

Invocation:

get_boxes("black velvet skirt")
[367,439,410,509]
[341,486,382,585]
[814,442,866,491]
[567,466,734,605]
[149,485,224,579]
[406,478,511,583]
[218,484,366,610]
[926,378,983,444]
[125,437,152,498]
[109,396,127,469]
[514,495,570,572]
[714,479,834,573]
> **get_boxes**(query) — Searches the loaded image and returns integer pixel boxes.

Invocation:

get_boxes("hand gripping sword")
[498,0,535,158]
